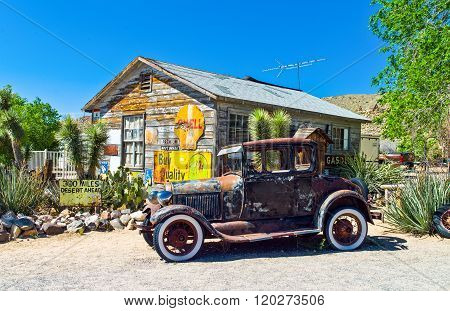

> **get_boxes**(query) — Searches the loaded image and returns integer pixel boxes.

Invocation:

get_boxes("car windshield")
[219,152,243,175]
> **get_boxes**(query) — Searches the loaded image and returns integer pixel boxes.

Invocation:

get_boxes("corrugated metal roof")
[149,59,369,122]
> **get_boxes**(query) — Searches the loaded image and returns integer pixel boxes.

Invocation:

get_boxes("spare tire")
[433,204,450,239]
[350,178,369,201]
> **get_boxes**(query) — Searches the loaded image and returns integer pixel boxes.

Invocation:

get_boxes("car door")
[242,146,298,219]
[290,144,316,216]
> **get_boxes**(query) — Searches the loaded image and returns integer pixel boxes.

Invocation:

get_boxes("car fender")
[150,204,222,238]
[315,190,373,230]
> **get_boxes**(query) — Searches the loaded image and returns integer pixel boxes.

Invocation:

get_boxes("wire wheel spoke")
[332,214,362,245]
[163,220,198,256]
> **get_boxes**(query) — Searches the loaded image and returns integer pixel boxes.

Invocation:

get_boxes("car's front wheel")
[153,214,204,262]
[325,207,367,251]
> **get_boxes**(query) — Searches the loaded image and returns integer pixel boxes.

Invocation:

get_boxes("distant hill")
[323,94,382,136]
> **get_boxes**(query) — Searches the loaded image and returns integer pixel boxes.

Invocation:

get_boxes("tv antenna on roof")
[263,58,326,90]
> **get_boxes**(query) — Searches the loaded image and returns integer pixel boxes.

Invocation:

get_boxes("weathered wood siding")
[94,63,217,172]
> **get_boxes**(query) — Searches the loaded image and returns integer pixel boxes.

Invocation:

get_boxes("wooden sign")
[59,180,102,207]
[174,104,205,150]
[103,144,119,156]
[153,151,212,183]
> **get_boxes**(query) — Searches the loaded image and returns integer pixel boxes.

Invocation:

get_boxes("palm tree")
[0,86,25,167]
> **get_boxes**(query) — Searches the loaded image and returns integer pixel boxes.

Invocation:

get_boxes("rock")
[126,218,136,230]
[85,215,99,231]
[14,218,35,231]
[38,215,53,223]
[119,214,131,226]
[67,220,85,234]
[59,209,70,217]
[130,211,147,221]
[82,212,91,218]
[110,218,124,230]
[10,225,21,239]
[1,211,17,228]
[121,209,131,215]
[110,210,121,219]
[42,223,66,235]
[0,230,10,243]
[20,228,38,238]
[97,219,110,231]
[100,211,110,220]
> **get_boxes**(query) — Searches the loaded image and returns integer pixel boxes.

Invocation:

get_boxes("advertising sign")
[59,180,101,207]
[174,104,205,150]
[325,154,348,166]
[100,161,109,174]
[144,168,153,185]
[153,151,212,183]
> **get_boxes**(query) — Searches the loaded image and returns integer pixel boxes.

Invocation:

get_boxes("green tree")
[14,97,61,154]
[58,116,108,179]
[370,0,450,161]
[0,86,61,166]
[0,86,26,166]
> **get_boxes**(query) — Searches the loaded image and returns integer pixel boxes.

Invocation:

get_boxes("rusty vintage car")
[139,137,373,262]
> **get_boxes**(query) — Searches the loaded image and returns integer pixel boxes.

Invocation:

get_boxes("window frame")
[227,110,250,145]
[121,114,145,169]
[331,126,350,151]
[139,72,153,93]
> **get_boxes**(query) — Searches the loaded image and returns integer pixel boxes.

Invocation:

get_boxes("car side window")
[246,150,263,174]
[294,145,312,172]
[265,149,289,172]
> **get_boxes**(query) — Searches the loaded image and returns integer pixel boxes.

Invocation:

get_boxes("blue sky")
[0,0,385,116]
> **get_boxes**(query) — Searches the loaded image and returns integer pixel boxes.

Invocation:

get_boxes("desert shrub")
[341,153,404,194]
[385,174,449,235]
[0,166,47,215]
[101,167,147,211]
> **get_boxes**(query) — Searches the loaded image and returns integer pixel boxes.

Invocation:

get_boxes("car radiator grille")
[172,193,221,220]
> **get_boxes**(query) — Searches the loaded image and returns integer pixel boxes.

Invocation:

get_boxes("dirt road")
[0,224,448,290]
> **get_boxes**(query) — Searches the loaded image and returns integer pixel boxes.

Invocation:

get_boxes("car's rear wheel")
[153,214,204,262]
[325,207,367,251]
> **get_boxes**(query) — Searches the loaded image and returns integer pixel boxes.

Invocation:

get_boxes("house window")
[123,115,144,168]
[332,127,349,151]
[228,113,250,144]
[140,72,153,92]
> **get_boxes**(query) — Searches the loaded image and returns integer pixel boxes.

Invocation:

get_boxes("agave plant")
[0,166,47,215]
[385,174,449,235]
[341,153,404,194]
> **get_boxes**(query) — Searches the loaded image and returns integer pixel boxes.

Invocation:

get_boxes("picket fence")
[28,150,77,179]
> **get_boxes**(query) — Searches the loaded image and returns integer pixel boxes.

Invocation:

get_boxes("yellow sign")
[59,180,102,207]
[174,104,205,150]
[153,151,212,183]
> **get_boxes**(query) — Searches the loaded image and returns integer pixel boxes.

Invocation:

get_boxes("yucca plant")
[85,121,108,178]
[58,116,108,179]
[0,166,47,215]
[58,116,84,178]
[341,153,404,194]
[248,108,292,170]
[270,109,292,138]
[385,174,449,235]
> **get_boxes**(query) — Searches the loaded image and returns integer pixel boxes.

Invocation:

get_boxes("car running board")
[218,228,321,243]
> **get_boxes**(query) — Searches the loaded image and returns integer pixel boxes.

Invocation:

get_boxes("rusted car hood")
[172,174,242,195]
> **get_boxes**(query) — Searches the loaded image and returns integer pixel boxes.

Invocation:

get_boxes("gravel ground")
[0,223,448,291]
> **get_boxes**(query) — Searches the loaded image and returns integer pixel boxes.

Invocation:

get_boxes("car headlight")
[157,190,172,206]
[148,190,160,205]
